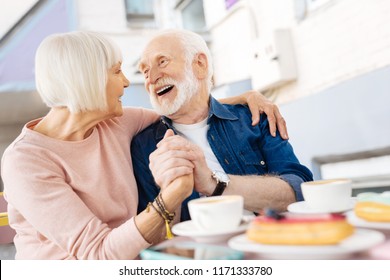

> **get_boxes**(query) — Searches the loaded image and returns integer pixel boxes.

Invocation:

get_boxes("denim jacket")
[131,97,313,221]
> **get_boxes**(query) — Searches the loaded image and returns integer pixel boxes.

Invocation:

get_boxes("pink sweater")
[1,107,159,259]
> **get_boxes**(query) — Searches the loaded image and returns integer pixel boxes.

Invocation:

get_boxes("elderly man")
[132,29,313,221]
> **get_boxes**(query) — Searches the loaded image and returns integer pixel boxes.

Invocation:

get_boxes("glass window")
[180,0,206,32]
[305,0,331,11]
[125,0,155,28]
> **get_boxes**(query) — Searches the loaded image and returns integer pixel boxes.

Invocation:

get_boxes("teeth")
[156,85,172,94]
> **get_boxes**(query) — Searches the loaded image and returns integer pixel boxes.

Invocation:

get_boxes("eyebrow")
[137,53,172,71]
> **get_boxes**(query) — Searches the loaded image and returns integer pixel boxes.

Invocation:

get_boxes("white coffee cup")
[301,179,352,212]
[188,195,244,232]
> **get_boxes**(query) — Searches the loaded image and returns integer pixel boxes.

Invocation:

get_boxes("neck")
[33,107,111,141]
[169,87,210,125]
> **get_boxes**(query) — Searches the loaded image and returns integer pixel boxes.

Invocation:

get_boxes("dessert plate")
[287,198,356,214]
[346,211,390,230]
[172,220,249,243]
[228,229,385,259]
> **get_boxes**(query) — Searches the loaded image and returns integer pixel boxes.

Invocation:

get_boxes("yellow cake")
[247,212,354,245]
[354,192,390,222]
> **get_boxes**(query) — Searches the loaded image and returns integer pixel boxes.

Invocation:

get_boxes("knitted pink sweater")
[1,107,159,259]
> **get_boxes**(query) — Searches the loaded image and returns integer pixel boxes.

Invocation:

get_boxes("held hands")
[150,129,213,195]
[149,130,195,190]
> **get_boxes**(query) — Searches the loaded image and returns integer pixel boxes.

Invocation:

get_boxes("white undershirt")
[173,119,255,215]
[172,118,224,173]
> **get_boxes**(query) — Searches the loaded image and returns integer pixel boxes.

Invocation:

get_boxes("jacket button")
[260,160,265,165]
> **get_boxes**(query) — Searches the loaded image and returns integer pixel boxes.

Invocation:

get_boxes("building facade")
[1,0,390,192]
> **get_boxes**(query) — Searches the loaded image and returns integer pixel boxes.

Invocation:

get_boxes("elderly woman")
[1,31,286,259]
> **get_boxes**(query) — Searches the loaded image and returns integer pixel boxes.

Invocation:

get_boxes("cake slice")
[354,192,390,222]
[246,210,354,245]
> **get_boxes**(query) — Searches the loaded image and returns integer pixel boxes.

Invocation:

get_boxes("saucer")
[172,220,249,243]
[287,198,356,214]
[228,229,385,259]
[346,211,390,230]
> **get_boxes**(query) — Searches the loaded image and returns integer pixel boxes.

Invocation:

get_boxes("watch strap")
[211,181,227,196]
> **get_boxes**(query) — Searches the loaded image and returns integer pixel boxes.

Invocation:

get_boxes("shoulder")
[121,107,158,124]
[218,103,268,125]
[113,107,159,136]
[132,119,164,146]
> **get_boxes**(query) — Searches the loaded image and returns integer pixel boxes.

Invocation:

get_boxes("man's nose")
[148,67,161,85]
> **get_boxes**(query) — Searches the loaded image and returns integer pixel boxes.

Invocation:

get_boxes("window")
[125,0,156,28]
[305,0,332,12]
[176,0,206,33]
[318,153,390,195]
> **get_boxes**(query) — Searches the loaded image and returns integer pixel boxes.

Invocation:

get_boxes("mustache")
[149,77,177,93]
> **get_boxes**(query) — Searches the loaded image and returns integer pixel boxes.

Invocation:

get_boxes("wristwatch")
[211,170,230,196]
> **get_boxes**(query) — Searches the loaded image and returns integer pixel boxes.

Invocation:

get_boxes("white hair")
[35,31,122,113]
[154,29,214,92]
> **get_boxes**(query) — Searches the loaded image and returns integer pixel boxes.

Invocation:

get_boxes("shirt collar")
[156,96,238,139]
[207,96,238,122]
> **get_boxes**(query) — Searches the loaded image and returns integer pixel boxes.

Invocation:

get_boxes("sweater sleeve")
[1,144,151,260]
[121,107,159,136]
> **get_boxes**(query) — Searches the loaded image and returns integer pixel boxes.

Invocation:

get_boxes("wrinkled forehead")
[138,35,183,68]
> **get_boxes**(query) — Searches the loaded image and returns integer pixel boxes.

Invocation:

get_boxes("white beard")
[149,66,199,116]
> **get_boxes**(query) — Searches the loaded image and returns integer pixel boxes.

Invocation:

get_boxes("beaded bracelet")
[146,194,176,239]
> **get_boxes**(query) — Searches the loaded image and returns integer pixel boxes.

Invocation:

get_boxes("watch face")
[214,171,230,183]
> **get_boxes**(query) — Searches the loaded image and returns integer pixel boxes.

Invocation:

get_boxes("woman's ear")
[192,53,208,79]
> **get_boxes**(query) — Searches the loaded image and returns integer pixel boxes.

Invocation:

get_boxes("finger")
[150,148,196,166]
[164,129,175,138]
[157,133,189,149]
[274,108,289,140]
[263,106,277,137]
[149,155,195,175]
[156,167,194,189]
[248,102,261,126]
[152,157,195,172]
[277,116,288,140]
[157,137,193,152]
[156,129,175,148]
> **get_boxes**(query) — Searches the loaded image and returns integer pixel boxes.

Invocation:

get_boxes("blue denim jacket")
[131,97,313,221]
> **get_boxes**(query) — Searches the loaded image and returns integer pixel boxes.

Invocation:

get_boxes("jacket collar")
[156,96,238,139]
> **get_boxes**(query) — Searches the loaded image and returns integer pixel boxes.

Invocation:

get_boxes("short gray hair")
[35,31,122,113]
[155,29,214,92]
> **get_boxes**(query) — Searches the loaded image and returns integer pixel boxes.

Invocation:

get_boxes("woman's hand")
[149,129,195,189]
[219,90,289,139]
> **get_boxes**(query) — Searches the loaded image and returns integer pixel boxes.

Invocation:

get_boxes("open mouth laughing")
[156,85,174,96]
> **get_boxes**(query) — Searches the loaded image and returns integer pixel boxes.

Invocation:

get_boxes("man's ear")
[192,53,208,79]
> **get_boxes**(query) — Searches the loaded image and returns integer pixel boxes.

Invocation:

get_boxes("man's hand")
[153,131,215,195]
[149,129,195,189]
[219,90,289,140]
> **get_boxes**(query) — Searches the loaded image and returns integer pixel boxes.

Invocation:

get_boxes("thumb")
[157,129,175,148]
[164,129,175,138]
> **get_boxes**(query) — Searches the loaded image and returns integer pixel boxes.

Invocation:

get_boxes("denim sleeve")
[257,115,312,202]
[280,174,305,201]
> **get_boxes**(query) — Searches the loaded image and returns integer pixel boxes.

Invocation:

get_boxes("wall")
[274,0,390,104]
[203,0,390,104]
[281,65,390,179]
